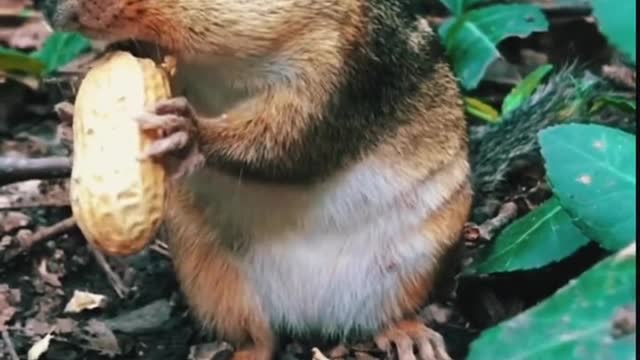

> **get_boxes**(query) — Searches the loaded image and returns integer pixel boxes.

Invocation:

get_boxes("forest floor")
[0,1,635,360]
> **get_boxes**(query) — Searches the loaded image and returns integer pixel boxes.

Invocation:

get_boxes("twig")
[0,156,71,186]
[1,329,20,360]
[2,217,77,263]
[150,239,171,258]
[88,246,130,299]
[464,202,519,242]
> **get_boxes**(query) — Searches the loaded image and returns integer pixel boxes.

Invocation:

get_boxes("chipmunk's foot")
[374,319,451,360]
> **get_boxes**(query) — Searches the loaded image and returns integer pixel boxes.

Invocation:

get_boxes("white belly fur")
[185,156,468,337]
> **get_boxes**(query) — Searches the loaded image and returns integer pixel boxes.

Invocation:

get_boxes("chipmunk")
[41,0,638,359]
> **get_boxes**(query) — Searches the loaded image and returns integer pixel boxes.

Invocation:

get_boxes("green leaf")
[464,197,590,275]
[439,4,549,90]
[0,47,46,76]
[591,95,637,114]
[591,0,636,64]
[467,243,637,360]
[465,96,501,123]
[539,124,636,251]
[31,32,92,74]
[502,64,554,115]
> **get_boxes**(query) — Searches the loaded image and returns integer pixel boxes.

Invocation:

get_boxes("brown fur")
[390,179,472,321]
[166,186,274,358]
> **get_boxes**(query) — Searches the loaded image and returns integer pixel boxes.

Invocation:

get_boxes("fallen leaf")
[27,333,53,360]
[188,341,234,360]
[8,18,52,51]
[54,318,77,334]
[24,318,53,338]
[104,299,171,334]
[0,210,32,233]
[64,290,107,313]
[312,347,331,360]
[81,320,121,356]
[422,304,453,325]
[0,284,20,330]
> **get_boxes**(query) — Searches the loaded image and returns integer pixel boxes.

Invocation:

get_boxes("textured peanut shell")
[70,51,172,256]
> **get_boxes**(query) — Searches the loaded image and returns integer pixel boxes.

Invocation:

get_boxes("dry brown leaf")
[81,320,121,356]
[8,18,52,50]
[312,347,331,360]
[187,341,234,360]
[54,318,77,335]
[0,286,17,331]
[24,318,52,338]
[0,210,32,233]
[63,290,108,314]
[0,179,71,209]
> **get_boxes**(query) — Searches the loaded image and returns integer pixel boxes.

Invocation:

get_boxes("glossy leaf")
[439,4,549,90]
[539,124,636,251]
[31,32,92,74]
[464,197,590,275]
[468,243,637,360]
[0,47,45,75]
[591,0,636,64]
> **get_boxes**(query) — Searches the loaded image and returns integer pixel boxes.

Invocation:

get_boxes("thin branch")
[2,217,77,263]
[88,246,130,299]
[464,202,519,243]
[0,156,71,186]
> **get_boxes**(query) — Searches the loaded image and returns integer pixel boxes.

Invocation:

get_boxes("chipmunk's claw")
[374,320,451,360]
[135,97,204,180]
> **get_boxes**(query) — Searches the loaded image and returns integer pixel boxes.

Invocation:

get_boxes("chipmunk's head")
[39,0,361,58]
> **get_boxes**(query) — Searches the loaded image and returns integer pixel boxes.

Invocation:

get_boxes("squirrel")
[39,0,636,359]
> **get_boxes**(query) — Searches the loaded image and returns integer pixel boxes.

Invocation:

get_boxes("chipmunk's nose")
[37,0,81,31]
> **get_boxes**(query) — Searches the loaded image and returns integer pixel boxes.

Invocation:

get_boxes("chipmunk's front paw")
[375,319,452,360]
[135,97,205,180]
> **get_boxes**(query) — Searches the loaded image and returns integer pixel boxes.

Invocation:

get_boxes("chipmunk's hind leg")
[374,319,451,360]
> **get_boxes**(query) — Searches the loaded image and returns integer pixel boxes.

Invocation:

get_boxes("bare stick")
[2,217,77,263]
[150,241,171,258]
[464,202,519,242]
[1,329,20,360]
[88,246,130,299]
[0,156,71,186]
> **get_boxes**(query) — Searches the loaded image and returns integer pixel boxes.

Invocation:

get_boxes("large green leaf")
[464,197,590,275]
[467,243,637,360]
[31,32,92,74]
[438,4,549,90]
[539,124,636,251]
[591,0,636,64]
[0,47,45,75]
